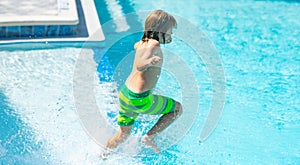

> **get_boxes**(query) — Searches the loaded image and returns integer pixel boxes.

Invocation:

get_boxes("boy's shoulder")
[134,41,142,50]
[148,39,160,47]
[134,39,160,50]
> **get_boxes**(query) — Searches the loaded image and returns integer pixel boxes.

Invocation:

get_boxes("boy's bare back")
[125,39,163,93]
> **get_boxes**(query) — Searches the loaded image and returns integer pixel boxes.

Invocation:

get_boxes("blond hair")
[142,10,177,43]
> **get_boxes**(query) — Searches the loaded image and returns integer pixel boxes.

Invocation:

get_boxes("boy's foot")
[141,135,161,154]
[100,149,112,160]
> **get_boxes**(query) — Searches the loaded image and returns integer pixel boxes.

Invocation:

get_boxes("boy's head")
[142,10,177,44]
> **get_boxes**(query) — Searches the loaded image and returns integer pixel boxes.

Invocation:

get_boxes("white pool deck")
[0,0,105,44]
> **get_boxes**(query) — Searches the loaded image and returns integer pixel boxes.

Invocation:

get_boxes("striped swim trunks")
[117,85,176,126]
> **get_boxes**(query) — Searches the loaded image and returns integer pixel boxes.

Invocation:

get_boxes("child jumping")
[104,10,182,155]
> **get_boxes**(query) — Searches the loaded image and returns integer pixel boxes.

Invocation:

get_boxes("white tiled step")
[0,0,78,26]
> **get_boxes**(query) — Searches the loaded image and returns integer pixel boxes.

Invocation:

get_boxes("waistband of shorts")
[121,85,150,98]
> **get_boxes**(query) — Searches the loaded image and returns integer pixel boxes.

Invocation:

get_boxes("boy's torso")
[125,40,162,93]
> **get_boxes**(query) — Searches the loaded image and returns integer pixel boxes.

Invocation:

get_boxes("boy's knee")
[119,126,132,137]
[174,102,182,116]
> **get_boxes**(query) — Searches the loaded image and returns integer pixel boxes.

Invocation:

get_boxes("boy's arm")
[137,56,162,71]
[136,43,162,71]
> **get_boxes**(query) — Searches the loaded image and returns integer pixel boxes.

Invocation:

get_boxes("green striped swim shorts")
[117,85,176,126]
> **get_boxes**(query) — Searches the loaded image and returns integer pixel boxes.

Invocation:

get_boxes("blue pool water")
[0,0,299,164]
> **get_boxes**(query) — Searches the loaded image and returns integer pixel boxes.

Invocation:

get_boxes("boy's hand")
[137,56,162,71]
[150,56,162,66]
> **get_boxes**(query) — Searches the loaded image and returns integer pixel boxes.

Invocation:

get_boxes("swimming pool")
[0,0,299,164]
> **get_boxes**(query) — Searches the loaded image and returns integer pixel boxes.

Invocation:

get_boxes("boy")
[104,10,182,155]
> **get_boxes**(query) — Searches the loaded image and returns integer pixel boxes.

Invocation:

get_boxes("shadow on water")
[0,91,46,164]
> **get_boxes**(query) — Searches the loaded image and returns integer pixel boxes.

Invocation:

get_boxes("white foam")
[0,143,6,157]
[0,48,141,164]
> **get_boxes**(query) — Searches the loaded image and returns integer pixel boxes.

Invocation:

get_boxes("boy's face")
[164,27,173,44]
[158,27,173,44]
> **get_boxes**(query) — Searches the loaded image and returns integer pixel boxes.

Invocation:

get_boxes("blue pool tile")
[59,25,77,36]
[20,26,33,38]
[33,26,46,37]
[6,26,20,38]
[0,27,6,38]
[45,25,59,37]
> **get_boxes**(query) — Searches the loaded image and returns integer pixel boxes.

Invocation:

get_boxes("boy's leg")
[102,112,136,158]
[105,125,132,152]
[142,101,182,153]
